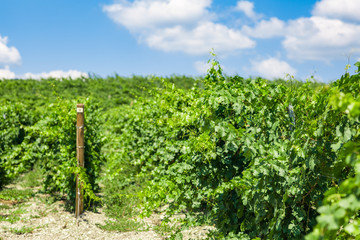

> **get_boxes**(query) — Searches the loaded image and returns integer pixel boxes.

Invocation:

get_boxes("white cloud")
[145,22,255,55]
[194,60,211,74]
[0,36,21,65]
[284,16,360,61]
[0,35,87,80]
[242,17,285,38]
[235,1,262,20]
[312,0,360,22]
[241,0,360,62]
[250,57,297,79]
[103,0,360,63]
[0,66,15,79]
[103,0,212,30]
[22,70,88,79]
[103,0,255,55]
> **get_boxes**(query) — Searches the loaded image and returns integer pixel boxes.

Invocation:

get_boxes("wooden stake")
[75,104,85,218]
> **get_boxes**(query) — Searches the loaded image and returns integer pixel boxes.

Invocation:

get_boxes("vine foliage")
[105,59,359,239]
[0,98,104,208]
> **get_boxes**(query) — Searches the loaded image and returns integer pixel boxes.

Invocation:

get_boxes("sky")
[1,0,360,82]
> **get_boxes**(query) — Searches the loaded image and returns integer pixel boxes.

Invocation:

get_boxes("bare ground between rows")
[0,184,213,240]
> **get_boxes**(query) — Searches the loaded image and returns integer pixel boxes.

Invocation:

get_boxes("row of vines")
[1,61,360,239]
[0,75,192,207]
[103,60,360,239]
[0,98,104,207]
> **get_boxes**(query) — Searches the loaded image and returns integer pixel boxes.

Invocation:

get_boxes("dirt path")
[0,184,212,240]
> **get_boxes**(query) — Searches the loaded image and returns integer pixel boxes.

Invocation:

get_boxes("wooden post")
[75,104,85,218]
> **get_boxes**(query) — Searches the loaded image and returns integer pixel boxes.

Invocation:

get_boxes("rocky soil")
[0,184,213,240]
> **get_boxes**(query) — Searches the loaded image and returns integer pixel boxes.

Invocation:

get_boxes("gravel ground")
[0,185,213,240]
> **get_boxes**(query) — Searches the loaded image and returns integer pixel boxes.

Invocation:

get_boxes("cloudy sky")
[1,0,360,81]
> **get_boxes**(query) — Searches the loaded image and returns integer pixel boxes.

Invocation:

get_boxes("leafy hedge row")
[307,64,360,239]
[0,102,35,187]
[1,74,195,204]
[104,60,360,239]
[0,75,195,110]
[0,98,104,207]
[2,61,359,238]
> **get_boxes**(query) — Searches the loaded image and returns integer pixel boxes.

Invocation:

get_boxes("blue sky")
[0,0,359,82]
